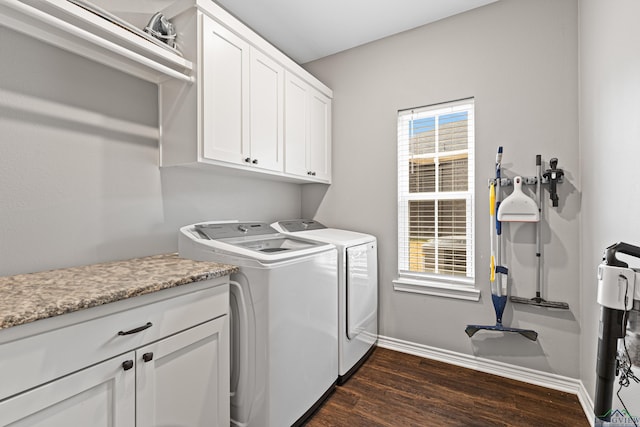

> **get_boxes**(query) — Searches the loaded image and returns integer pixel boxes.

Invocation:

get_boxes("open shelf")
[0,0,194,84]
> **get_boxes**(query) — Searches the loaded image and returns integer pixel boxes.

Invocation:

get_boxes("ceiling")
[214,0,499,64]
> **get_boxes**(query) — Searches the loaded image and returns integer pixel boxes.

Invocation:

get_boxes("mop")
[510,155,570,310]
[465,147,538,341]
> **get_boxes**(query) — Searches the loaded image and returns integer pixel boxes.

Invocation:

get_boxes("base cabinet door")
[136,316,230,427]
[0,352,136,427]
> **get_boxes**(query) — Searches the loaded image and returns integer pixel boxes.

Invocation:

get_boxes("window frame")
[394,98,479,301]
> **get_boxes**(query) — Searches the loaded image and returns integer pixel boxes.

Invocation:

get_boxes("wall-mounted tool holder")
[487,157,564,208]
[488,174,564,187]
[490,154,569,310]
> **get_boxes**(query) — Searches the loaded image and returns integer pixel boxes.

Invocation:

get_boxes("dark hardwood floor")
[305,347,589,427]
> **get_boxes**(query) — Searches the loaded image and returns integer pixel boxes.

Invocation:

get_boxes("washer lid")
[182,221,334,262]
[228,235,322,253]
[195,222,278,239]
[272,220,375,246]
[294,228,376,247]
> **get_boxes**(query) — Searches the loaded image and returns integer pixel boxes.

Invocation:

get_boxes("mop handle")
[490,182,496,283]
[536,155,542,296]
[495,147,503,296]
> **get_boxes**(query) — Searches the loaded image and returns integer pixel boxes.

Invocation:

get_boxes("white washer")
[179,221,338,427]
[272,219,378,384]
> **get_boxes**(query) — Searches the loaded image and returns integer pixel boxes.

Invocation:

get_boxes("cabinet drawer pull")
[142,352,154,363]
[252,159,258,164]
[118,322,153,336]
[122,360,134,371]
[244,157,251,163]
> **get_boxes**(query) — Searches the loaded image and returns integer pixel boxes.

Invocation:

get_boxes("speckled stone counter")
[0,253,238,330]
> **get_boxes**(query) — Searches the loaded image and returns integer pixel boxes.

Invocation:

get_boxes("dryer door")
[346,242,378,339]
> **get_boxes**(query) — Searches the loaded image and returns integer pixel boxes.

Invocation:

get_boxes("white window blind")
[397,99,475,285]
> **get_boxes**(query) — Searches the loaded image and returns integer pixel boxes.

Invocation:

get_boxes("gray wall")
[579,0,640,413]
[303,0,581,377]
[0,28,301,277]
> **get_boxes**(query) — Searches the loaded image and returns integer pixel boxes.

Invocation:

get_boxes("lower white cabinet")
[0,281,230,427]
[137,316,229,427]
[0,351,136,427]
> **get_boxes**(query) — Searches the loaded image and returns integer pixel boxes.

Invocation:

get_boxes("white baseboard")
[377,335,594,425]
[577,381,595,427]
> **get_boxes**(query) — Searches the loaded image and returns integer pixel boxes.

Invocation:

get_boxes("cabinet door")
[283,73,332,182]
[249,48,284,172]
[0,352,136,427]
[308,88,332,182]
[284,72,310,177]
[201,15,250,165]
[136,316,230,427]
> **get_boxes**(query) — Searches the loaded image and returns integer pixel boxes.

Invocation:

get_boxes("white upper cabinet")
[284,72,331,183]
[200,19,283,172]
[308,89,332,182]
[159,0,331,183]
[201,17,250,165]
[249,48,284,172]
[284,74,309,177]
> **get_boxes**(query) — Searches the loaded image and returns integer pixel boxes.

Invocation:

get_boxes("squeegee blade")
[464,323,538,341]
[465,325,480,337]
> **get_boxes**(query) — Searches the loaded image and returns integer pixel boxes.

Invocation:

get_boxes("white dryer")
[272,219,378,384]
[179,221,338,427]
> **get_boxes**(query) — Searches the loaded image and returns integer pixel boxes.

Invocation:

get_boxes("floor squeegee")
[508,155,569,310]
[465,147,538,341]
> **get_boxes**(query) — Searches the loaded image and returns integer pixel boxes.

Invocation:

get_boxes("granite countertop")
[0,253,238,330]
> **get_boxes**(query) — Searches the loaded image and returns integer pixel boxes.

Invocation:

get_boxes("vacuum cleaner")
[594,242,640,425]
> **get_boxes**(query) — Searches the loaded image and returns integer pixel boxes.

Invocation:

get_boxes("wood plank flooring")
[305,347,589,427]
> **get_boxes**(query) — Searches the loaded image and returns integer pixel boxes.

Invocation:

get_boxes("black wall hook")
[543,158,564,207]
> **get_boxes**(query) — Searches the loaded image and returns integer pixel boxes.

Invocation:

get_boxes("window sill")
[392,277,480,301]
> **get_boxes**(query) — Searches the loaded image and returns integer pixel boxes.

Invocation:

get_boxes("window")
[395,99,477,300]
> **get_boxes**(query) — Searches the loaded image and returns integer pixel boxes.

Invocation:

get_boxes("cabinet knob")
[307,171,312,175]
[252,159,258,165]
[312,172,317,176]
[142,352,154,363]
[122,360,134,371]
[244,157,251,163]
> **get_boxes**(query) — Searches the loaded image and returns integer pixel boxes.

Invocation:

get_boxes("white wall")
[303,0,581,377]
[579,0,640,416]
[0,28,301,276]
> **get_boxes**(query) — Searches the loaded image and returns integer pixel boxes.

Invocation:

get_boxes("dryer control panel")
[275,219,327,232]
